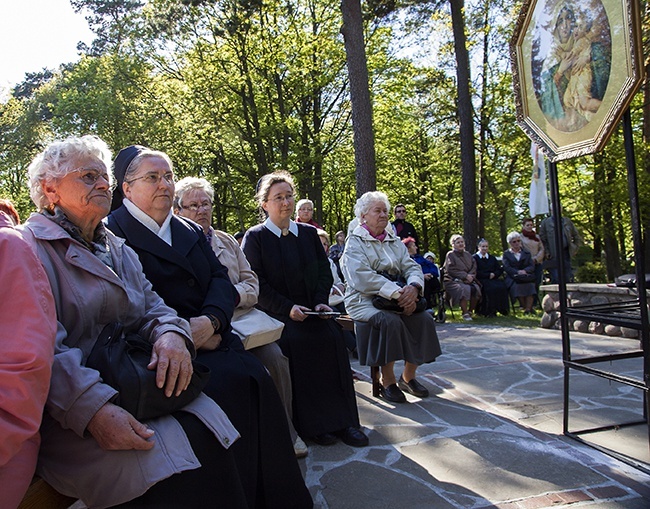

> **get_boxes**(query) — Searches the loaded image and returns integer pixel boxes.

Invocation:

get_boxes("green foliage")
[0,0,647,274]
[575,261,608,284]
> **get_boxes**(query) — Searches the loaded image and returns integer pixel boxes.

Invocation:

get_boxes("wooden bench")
[336,315,381,397]
[18,477,77,509]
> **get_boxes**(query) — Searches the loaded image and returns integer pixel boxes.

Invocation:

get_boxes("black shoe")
[335,427,369,447]
[378,383,406,403]
[310,432,337,446]
[397,376,429,398]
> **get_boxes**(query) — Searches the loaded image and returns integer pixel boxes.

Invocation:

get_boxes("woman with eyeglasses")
[242,171,368,448]
[174,176,307,459]
[19,136,248,507]
[503,231,536,315]
[106,148,312,509]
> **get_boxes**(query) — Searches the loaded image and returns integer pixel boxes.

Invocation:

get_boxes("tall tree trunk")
[477,0,490,239]
[642,57,650,267]
[340,0,376,196]
[450,0,478,252]
[601,153,623,277]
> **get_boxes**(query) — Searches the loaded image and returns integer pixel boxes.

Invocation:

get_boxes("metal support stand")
[551,108,649,473]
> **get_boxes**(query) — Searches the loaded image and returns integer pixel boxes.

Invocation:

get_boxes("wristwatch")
[409,282,422,292]
[205,314,220,333]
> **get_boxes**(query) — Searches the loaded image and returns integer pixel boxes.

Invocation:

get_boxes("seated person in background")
[502,231,536,315]
[403,237,441,309]
[295,198,321,228]
[473,239,509,317]
[341,191,441,404]
[317,229,357,357]
[234,230,246,245]
[443,234,482,321]
[21,136,250,508]
[0,207,56,508]
[174,176,307,458]
[107,147,312,509]
[242,171,367,448]
[0,198,21,225]
[328,230,346,280]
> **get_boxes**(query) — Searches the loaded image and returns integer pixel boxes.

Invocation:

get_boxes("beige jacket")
[209,228,259,310]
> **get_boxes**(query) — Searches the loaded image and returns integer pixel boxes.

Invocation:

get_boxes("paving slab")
[301,324,650,508]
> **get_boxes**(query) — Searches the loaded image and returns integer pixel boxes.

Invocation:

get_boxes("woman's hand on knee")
[87,402,155,451]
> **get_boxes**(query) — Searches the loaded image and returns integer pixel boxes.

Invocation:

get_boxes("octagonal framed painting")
[510,0,643,162]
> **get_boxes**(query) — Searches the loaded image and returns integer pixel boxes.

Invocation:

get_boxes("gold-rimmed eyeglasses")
[126,172,174,186]
[181,201,212,212]
[268,193,294,204]
[73,169,115,191]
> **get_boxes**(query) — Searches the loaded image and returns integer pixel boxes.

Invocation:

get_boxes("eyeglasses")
[181,201,212,212]
[73,169,115,190]
[268,193,294,203]
[126,172,174,186]
[511,239,522,243]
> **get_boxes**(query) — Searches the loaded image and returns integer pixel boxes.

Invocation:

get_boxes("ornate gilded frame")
[510,0,643,162]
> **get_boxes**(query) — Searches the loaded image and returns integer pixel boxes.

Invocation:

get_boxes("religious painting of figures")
[510,0,642,162]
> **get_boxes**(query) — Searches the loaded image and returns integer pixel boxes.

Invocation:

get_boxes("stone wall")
[540,283,644,338]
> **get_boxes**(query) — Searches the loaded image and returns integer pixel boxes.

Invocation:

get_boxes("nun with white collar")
[241,171,368,448]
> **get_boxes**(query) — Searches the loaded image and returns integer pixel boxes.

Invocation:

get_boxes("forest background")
[1,0,649,283]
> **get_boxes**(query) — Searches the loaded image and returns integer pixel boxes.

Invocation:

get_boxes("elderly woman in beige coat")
[174,176,307,458]
[20,136,249,508]
[342,191,441,404]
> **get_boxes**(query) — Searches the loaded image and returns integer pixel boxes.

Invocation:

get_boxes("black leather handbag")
[86,323,210,421]
[372,271,428,313]
[513,273,535,283]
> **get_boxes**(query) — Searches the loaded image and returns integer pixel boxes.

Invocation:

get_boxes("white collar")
[264,217,298,238]
[123,198,174,245]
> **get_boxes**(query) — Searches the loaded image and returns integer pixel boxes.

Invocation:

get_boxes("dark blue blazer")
[106,206,237,333]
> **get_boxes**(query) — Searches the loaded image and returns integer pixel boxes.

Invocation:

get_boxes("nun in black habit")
[106,146,312,509]
[241,171,368,448]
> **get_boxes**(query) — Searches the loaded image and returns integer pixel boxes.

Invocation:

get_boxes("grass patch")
[440,306,542,328]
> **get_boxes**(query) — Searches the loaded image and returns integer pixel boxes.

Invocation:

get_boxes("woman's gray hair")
[174,176,214,210]
[316,228,330,244]
[450,234,463,247]
[123,150,173,183]
[295,198,313,214]
[507,231,522,244]
[28,135,113,211]
[353,191,391,220]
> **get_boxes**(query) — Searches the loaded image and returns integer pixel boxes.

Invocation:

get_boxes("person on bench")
[341,191,441,404]
[242,171,368,448]
[20,135,303,509]
[173,176,307,459]
[107,147,312,508]
[0,204,56,508]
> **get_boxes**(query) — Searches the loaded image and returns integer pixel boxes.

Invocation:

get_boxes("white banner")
[529,142,549,217]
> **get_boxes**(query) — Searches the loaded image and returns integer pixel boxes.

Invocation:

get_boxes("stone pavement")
[299,324,650,508]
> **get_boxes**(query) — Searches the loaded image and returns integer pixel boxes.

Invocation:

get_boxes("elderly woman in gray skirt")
[341,191,441,404]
